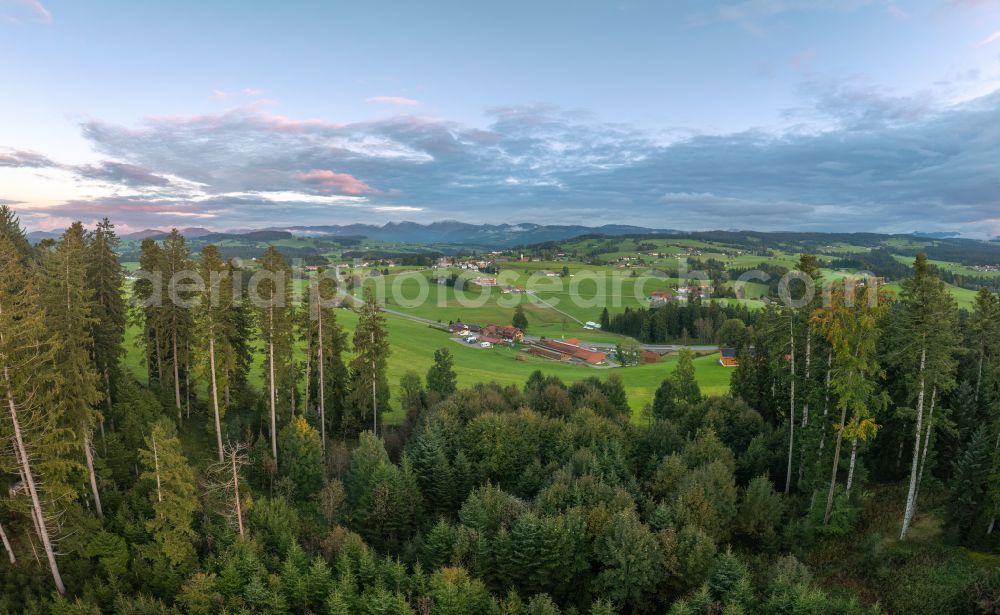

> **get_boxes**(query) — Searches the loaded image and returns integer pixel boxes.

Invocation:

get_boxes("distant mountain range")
[280,221,673,246]
[26,221,673,247]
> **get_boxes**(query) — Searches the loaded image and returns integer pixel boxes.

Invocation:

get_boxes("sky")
[2,0,1000,236]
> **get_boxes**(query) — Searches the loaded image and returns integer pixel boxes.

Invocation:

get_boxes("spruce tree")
[195,245,235,462]
[0,233,70,594]
[135,238,166,386]
[0,204,31,259]
[888,254,959,539]
[40,223,105,517]
[160,230,195,422]
[348,289,390,436]
[427,348,457,399]
[255,247,294,467]
[85,218,126,422]
[139,418,198,572]
[512,303,529,331]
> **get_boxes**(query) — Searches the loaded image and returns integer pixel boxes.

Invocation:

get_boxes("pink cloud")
[1,0,51,24]
[210,87,268,101]
[294,170,374,195]
[366,95,420,106]
[976,30,1000,46]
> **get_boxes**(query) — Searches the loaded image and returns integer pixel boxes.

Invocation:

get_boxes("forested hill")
[2,205,1000,614]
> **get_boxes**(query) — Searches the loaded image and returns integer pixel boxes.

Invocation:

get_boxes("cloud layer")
[7,86,1000,235]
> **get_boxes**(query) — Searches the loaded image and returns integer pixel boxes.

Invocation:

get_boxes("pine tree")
[135,238,166,386]
[301,268,348,442]
[0,204,31,259]
[512,303,529,331]
[0,233,71,594]
[160,230,195,422]
[813,285,887,525]
[888,254,959,539]
[971,288,1000,404]
[194,245,235,461]
[255,247,294,467]
[41,223,105,517]
[139,418,198,571]
[85,218,126,426]
[427,348,457,399]
[672,348,702,405]
[347,289,390,436]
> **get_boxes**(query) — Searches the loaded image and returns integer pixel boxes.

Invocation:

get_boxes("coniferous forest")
[2,206,1000,614]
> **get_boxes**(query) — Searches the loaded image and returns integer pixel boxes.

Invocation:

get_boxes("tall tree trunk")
[231,448,245,539]
[823,404,848,524]
[5,375,66,594]
[317,308,326,447]
[785,316,796,495]
[989,431,1000,535]
[0,520,14,564]
[799,330,811,485]
[900,345,927,540]
[154,325,164,385]
[371,330,378,437]
[303,337,311,420]
[172,327,181,422]
[268,305,278,467]
[976,349,984,403]
[845,437,858,494]
[83,430,103,518]
[914,387,937,504]
[818,348,832,453]
[209,334,224,463]
[151,433,162,503]
[104,368,114,432]
[185,342,191,420]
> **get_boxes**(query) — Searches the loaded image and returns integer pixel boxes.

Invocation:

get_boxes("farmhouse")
[541,338,607,365]
[483,324,524,343]
[649,290,675,305]
[719,347,739,367]
[474,277,498,286]
[640,350,661,364]
[719,346,758,367]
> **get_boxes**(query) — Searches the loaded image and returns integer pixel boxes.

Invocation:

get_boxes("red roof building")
[541,339,607,364]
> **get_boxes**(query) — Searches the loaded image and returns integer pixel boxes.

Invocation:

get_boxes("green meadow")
[123,306,732,426]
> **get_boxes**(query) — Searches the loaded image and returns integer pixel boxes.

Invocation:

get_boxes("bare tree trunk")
[990,431,1000,535]
[268,306,278,467]
[152,433,162,503]
[83,430,103,518]
[231,449,245,539]
[5,376,66,594]
[845,438,858,494]
[303,336,311,420]
[185,342,191,420]
[154,325,164,385]
[818,348,832,453]
[976,349,984,403]
[172,327,181,422]
[914,387,937,504]
[0,520,14,564]
[317,308,326,447]
[104,368,114,432]
[209,335,224,463]
[785,316,796,495]
[371,330,378,437]
[823,404,848,525]
[799,330,811,485]
[900,345,927,540]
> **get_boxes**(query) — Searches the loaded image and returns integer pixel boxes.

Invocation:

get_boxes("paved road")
[338,290,720,354]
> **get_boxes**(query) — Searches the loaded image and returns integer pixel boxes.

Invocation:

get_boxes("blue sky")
[2,0,1000,235]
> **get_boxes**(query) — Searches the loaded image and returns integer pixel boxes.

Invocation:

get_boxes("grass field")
[123,307,732,425]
